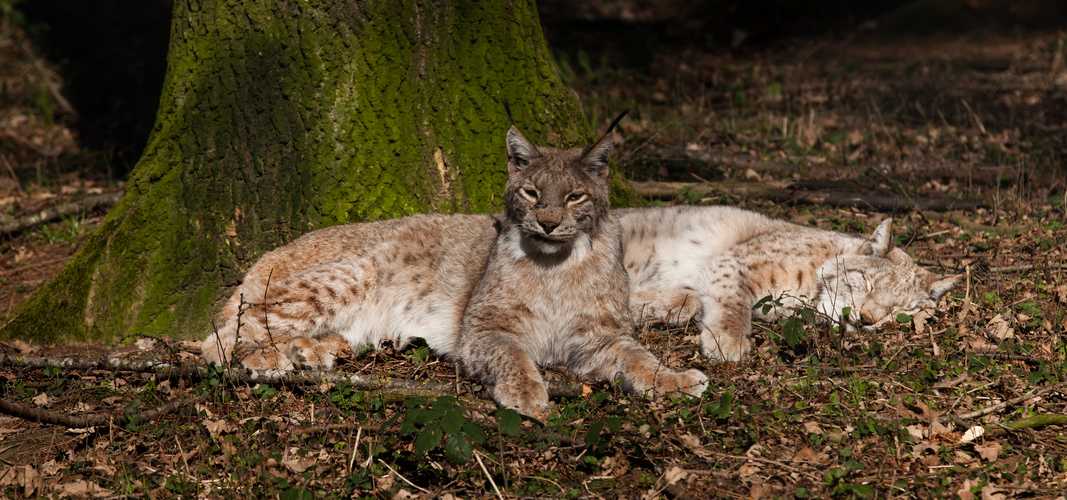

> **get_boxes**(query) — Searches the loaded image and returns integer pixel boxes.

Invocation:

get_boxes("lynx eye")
[522,188,538,200]
[566,193,585,203]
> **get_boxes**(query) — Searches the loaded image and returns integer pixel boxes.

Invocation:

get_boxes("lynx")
[201,114,708,416]
[618,205,963,361]
[457,115,708,416]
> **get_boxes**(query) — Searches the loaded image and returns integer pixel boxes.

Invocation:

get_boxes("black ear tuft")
[581,110,629,180]
[604,109,629,136]
[504,102,515,127]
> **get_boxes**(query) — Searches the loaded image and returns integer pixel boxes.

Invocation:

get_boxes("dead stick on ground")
[0,355,584,400]
[0,191,123,235]
[0,394,208,429]
[954,380,1067,421]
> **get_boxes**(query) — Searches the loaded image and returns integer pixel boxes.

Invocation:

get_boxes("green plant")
[395,396,487,465]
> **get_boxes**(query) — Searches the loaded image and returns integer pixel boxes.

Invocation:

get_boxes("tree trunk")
[2,0,638,344]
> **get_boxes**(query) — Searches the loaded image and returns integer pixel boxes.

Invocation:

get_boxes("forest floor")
[1,10,1066,500]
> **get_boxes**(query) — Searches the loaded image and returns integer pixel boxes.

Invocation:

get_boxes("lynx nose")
[538,220,559,234]
[859,311,875,324]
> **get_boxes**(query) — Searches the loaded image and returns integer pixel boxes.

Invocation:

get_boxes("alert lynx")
[458,115,708,416]
[618,205,963,361]
[200,114,708,416]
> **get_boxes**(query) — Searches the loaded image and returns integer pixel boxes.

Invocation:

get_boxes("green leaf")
[462,422,487,444]
[896,313,913,323]
[280,489,313,500]
[852,484,875,497]
[584,421,604,446]
[403,396,428,408]
[496,409,522,436]
[444,434,472,465]
[605,416,621,433]
[413,427,442,456]
[440,410,464,435]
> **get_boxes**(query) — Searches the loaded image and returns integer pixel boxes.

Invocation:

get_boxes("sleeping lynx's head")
[815,219,963,329]
[502,111,628,255]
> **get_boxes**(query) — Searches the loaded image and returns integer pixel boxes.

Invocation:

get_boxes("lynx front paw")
[240,349,296,371]
[493,381,550,419]
[650,368,709,398]
[699,330,751,362]
[284,337,336,370]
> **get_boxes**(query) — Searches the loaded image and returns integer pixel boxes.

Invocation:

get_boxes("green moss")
[1,0,638,344]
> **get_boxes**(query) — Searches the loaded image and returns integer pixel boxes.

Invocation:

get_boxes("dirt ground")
[1,5,1066,499]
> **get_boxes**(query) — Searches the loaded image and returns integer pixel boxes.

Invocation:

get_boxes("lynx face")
[815,248,961,330]
[502,126,612,256]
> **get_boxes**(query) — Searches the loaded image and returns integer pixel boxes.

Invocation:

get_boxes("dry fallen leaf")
[663,466,687,485]
[912,309,933,334]
[987,314,1013,341]
[31,392,50,407]
[803,421,825,435]
[975,441,1002,462]
[54,479,112,498]
[202,418,233,435]
[283,456,317,474]
[959,426,985,443]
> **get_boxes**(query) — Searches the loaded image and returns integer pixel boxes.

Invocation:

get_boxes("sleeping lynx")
[201,114,708,415]
[457,115,707,416]
[618,205,963,361]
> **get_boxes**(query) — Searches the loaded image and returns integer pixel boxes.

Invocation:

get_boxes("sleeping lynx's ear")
[582,109,629,180]
[506,126,540,175]
[928,274,963,301]
[859,218,893,257]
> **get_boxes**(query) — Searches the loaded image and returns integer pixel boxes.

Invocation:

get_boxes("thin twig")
[954,380,1067,421]
[379,459,432,495]
[474,449,504,500]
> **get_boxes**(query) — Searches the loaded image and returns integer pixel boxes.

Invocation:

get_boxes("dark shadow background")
[17,0,1067,178]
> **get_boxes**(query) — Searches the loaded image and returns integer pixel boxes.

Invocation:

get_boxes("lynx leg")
[697,297,753,361]
[462,338,550,418]
[629,288,704,325]
[583,337,708,399]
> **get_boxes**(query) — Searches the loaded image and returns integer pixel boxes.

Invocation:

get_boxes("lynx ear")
[506,126,539,175]
[928,274,963,301]
[859,219,893,257]
[582,109,629,180]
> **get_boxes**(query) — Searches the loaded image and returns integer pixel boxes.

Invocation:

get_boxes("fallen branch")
[0,394,207,429]
[654,149,801,173]
[0,355,585,401]
[631,180,980,212]
[954,380,1067,421]
[0,191,123,235]
[984,414,1067,437]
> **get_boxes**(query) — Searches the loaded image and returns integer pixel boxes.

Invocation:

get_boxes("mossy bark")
[2,0,639,344]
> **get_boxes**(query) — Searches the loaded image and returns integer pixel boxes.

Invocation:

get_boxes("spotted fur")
[617,205,963,361]
[200,118,708,417]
